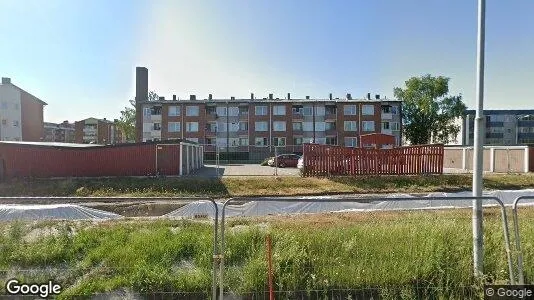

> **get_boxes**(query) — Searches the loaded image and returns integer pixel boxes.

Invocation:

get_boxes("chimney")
[172,95,176,100]
[375,94,380,100]
[135,67,148,103]
[329,93,332,100]
[287,93,291,100]
[367,93,371,100]
[346,93,352,100]
[250,93,254,100]
[190,95,196,100]
[1,77,11,85]
[209,94,213,100]
[231,96,235,100]
[158,96,164,101]
[306,96,310,100]
[269,93,273,100]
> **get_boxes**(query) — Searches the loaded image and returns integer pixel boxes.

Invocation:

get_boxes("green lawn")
[1,174,534,198]
[1,208,532,299]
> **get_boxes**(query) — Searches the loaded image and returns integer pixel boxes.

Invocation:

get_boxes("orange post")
[266,234,274,300]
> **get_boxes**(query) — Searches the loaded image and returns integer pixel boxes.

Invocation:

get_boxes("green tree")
[394,75,466,145]
[116,91,159,142]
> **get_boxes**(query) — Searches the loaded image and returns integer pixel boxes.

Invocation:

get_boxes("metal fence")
[511,196,534,285]
[0,195,527,299]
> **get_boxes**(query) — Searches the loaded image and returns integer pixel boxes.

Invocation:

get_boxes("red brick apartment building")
[74,118,124,144]
[0,77,47,141]
[134,67,403,160]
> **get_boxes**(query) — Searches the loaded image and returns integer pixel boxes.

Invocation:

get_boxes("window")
[326,121,336,130]
[293,122,303,131]
[255,106,268,116]
[187,138,199,143]
[153,123,161,130]
[227,122,239,132]
[391,122,400,130]
[206,106,216,115]
[302,106,313,116]
[255,137,268,146]
[292,106,303,115]
[206,137,216,145]
[228,138,239,146]
[239,122,248,131]
[0,102,7,109]
[293,137,303,145]
[186,122,199,132]
[12,120,19,127]
[216,107,227,116]
[382,122,390,130]
[344,137,358,147]
[228,107,239,116]
[381,106,391,114]
[303,137,314,144]
[255,121,268,131]
[143,107,151,117]
[362,105,375,115]
[325,105,337,115]
[186,106,199,116]
[13,104,19,110]
[302,122,313,131]
[273,105,286,116]
[208,122,217,132]
[168,122,180,132]
[315,122,325,131]
[391,106,399,115]
[315,138,326,144]
[344,105,357,115]
[273,137,286,146]
[273,121,286,131]
[326,137,337,145]
[239,138,249,146]
[239,106,249,115]
[344,121,357,131]
[315,106,325,116]
[362,121,375,131]
[168,106,180,116]
[151,106,162,115]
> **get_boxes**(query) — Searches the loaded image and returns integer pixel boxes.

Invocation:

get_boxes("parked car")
[268,154,301,168]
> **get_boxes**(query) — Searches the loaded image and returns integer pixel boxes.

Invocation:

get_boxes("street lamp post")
[472,0,486,277]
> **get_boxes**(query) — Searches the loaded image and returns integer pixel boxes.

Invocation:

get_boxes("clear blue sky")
[1,0,533,123]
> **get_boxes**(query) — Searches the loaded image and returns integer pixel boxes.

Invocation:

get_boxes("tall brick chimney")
[135,67,148,103]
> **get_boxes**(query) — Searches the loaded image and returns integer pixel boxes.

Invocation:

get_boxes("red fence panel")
[302,144,444,177]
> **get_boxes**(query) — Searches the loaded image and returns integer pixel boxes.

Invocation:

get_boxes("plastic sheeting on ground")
[164,189,534,219]
[0,204,123,221]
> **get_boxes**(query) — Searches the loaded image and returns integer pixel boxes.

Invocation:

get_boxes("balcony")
[381,113,393,120]
[381,129,393,135]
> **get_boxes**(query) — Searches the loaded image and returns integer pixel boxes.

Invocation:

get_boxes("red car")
[268,154,301,168]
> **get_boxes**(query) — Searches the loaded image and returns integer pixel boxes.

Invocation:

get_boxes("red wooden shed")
[360,133,396,149]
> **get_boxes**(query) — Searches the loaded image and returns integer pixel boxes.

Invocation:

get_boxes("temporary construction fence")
[302,143,444,176]
[0,140,203,179]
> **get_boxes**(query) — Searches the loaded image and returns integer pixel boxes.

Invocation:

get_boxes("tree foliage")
[394,75,466,145]
[116,91,159,142]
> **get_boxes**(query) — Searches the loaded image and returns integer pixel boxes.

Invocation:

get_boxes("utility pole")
[472,0,486,278]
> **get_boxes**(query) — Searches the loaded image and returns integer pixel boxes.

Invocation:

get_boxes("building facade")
[44,121,75,143]
[134,67,403,160]
[0,77,47,141]
[462,110,534,146]
[74,118,123,144]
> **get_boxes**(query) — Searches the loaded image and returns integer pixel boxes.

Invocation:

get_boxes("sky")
[1,0,533,123]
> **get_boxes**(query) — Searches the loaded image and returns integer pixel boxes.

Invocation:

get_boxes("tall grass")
[0,208,532,299]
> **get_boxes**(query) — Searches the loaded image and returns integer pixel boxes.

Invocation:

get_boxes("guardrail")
[218,196,514,299]
[511,196,534,285]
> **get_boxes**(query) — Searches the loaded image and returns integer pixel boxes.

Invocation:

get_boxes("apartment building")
[74,118,123,144]
[44,121,75,143]
[461,109,534,146]
[0,77,47,141]
[134,67,402,160]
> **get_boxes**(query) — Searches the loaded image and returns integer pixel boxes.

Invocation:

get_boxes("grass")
[1,173,534,198]
[1,208,533,299]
